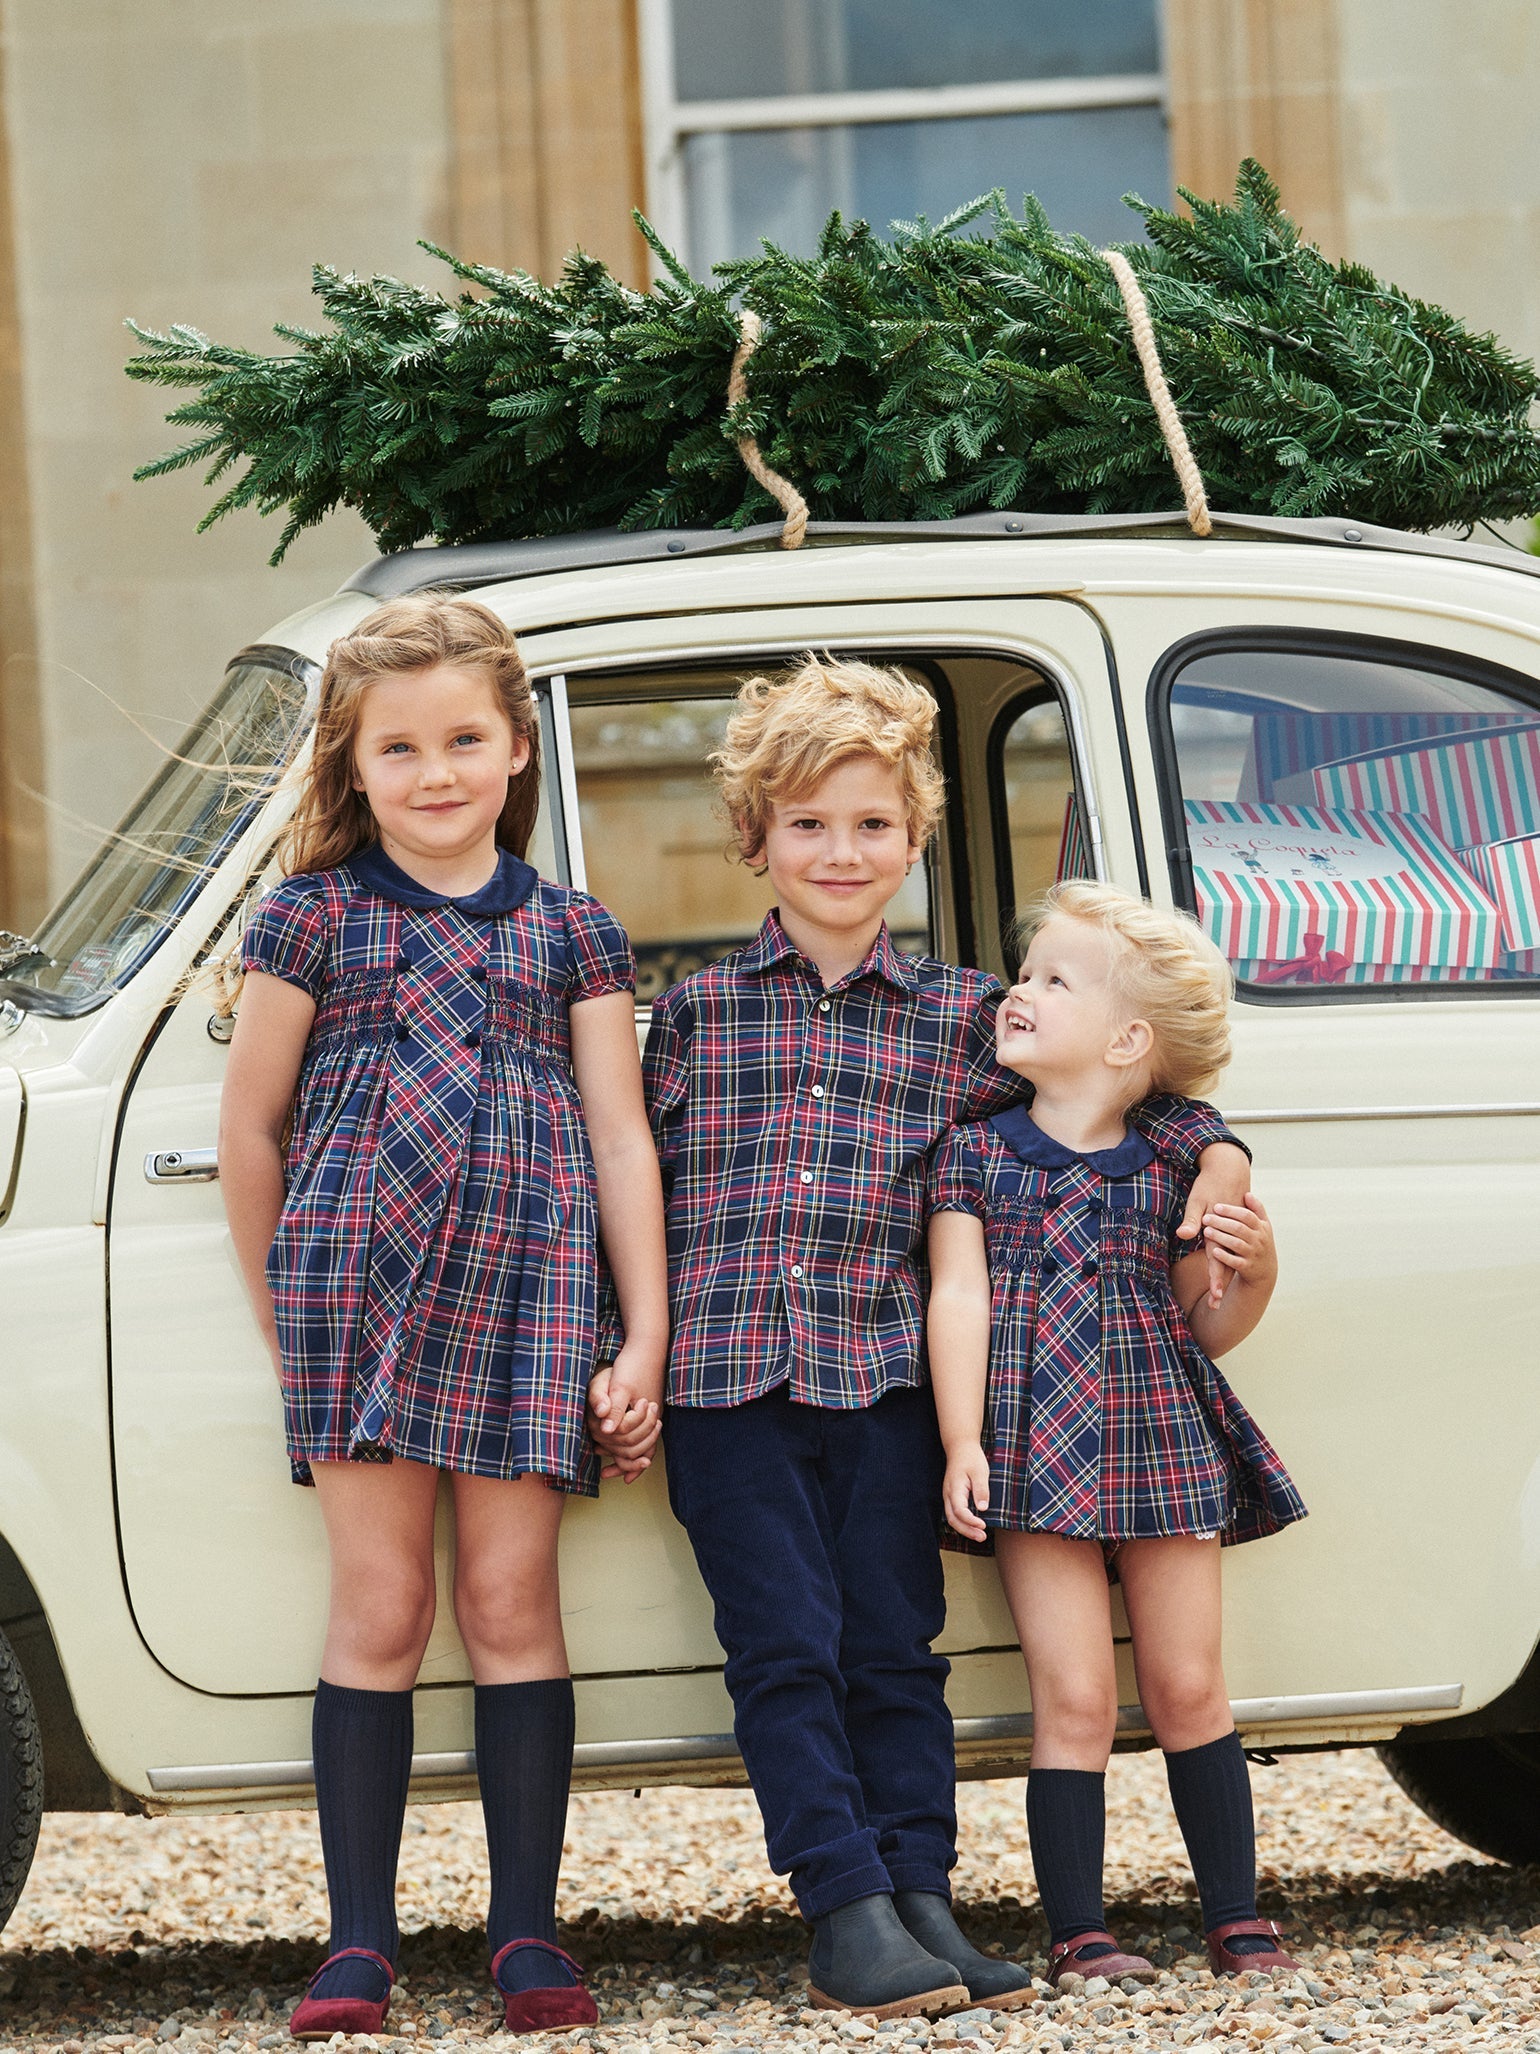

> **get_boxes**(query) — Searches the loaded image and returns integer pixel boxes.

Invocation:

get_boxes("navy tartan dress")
[929,1105,1306,1544]
[240,843,635,1492]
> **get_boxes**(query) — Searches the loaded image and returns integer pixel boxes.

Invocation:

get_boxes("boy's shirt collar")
[741,910,917,993]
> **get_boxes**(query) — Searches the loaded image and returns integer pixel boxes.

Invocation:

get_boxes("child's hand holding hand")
[1199,1193,1276,1296]
[1177,1141,1252,1305]
[942,1443,991,1544]
[587,1349,663,1482]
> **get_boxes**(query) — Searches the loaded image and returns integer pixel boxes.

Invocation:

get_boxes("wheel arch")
[1386,1627,1540,1748]
[0,1533,139,1813]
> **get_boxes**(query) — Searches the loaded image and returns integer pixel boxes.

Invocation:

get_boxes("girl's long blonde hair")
[283,593,541,876]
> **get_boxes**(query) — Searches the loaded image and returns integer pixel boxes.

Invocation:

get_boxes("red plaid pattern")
[646,914,1242,1410]
[243,852,635,1490]
[929,1116,1305,1543]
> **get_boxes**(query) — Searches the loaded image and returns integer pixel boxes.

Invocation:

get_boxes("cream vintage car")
[1,512,1538,1928]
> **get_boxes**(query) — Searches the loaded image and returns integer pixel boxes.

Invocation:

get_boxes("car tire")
[1377,1735,1540,1865]
[0,1624,42,1932]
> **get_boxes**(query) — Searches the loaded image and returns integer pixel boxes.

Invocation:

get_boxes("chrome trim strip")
[1225,1103,1540,1125]
[546,672,587,893]
[147,1685,1462,1792]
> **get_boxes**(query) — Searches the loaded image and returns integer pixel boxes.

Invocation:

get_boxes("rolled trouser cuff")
[791,1833,894,1922]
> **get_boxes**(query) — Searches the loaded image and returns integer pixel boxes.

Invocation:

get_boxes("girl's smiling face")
[351,661,530,876]
[996,912,1144,1087]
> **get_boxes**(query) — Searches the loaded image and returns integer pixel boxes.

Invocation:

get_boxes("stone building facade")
[0,0,1537,928]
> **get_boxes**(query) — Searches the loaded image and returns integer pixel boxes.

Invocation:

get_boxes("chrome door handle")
[144,1148,220,1184]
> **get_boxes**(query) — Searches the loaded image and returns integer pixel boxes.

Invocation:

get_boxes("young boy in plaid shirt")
[595,657,1250,2018]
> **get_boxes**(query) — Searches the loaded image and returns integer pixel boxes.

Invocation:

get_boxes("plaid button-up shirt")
[645,913,1238,1410]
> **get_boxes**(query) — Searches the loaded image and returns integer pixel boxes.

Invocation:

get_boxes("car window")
[568,676,932,1003]
[1153,637,1540,991]
[990,690,1091,953]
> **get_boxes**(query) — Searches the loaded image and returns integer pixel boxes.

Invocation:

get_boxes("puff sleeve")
[565,893,637,1001]
[240,877,331,999]
[927,1121,986,1219]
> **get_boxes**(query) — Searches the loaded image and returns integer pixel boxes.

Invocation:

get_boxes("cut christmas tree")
[125,161,1540,564]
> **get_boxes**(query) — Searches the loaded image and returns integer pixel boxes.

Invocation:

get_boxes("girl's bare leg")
[304,1458,442,2006]
[1116,1537,1231,1750]
[994,1531,1118,1765]
[449,1470,568,1682]
[312,1457,442,1689]
[993,1532,1137,1967]
[449,1471,584,2003]
[1118,1537,1266,1955]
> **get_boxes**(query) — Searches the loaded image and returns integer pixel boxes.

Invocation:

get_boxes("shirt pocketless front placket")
[781,976,839,1381]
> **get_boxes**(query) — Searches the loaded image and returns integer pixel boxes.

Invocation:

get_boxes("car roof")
[340,510,1540,601]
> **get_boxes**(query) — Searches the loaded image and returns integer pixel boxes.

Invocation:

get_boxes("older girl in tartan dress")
[220,597,667,2040]
[926,882,1306,1987]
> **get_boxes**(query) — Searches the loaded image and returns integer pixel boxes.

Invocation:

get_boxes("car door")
[106,595,1123,1762]
[1105,572,1540,1747]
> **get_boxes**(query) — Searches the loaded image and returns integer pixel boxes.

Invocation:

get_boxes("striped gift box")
[1056,790,1093,881]
[1461,833,1540,954]
[1275,722,1540,849]
[1238,711,1526,803]
[1184,799,1500,970]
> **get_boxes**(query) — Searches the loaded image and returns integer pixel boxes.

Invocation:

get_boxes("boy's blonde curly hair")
[1018,880,1235,1100]
[711,653,946,863]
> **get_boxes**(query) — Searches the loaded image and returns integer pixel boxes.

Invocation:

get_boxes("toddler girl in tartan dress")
[220,596,667,2040]
[926,881,1306,1986]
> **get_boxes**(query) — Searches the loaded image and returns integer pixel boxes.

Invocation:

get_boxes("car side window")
[991,690,1091,948]
[1152,635,1540,992]
[567,679,932,1003]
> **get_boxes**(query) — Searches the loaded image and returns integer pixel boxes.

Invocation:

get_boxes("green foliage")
[125,162,1540,563]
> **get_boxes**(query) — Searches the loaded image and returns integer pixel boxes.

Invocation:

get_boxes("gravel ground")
[2,1748,1537,2053]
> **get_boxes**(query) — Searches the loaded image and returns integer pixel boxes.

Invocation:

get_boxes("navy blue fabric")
[664,1386,955,1919]
[475,1678,582,1994]
[310,1679,412,1996]
[1165,1730,1258,1933]
[349,841,540,917]
[987,1106,1155,1177]
[1026,1767,1108,1948]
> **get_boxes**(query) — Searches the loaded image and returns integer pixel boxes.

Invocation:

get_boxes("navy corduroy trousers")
[664,1383,956,1919]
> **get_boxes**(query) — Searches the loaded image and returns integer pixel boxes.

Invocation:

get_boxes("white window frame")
[637,0,1165,269]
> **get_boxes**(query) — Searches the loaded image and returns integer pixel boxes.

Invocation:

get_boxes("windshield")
[1,648,316,1015]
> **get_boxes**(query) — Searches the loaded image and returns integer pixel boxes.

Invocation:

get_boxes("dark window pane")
[673,0,1160,101]
[683,103,1168,270]
[1164,646,1540,991]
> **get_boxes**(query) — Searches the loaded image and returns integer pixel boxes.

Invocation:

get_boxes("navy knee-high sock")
[476,1678,579,1994]
[1025,1768,1113,1953]
[309,1678,414,2000]
[1165,1732,1265,1942]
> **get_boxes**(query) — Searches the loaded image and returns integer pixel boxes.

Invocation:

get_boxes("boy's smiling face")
[758,754,922,971]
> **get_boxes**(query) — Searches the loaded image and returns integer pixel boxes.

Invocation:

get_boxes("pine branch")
[125,160,1540,560]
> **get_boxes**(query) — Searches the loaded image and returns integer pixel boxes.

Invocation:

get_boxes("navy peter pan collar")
[988,1102,1154,1177]
[348,842,539,918]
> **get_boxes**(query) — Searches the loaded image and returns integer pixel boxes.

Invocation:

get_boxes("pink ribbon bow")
[1250,932,1352,985]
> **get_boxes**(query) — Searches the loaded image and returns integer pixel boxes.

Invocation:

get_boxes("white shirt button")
[818,998,831,1012]
[800,1170,813,1184]
[811,1084,825,1098]
[791,1264,804,1278]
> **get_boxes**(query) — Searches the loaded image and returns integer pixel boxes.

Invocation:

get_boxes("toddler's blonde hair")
[1019,880,1234,1099]
[711,653,946,863]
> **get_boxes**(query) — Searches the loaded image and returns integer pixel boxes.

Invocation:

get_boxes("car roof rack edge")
[339,510,1540,601]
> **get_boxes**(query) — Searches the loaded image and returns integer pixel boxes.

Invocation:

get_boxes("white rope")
[1101,248,1213,538]
[728,310,809,550]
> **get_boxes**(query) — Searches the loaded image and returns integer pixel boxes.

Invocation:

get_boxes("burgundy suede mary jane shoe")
[1207,1918,1300,1975]
[1046,1930,1158,1985]
[288,1946,395,2040]
[491,1938,600,2034]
